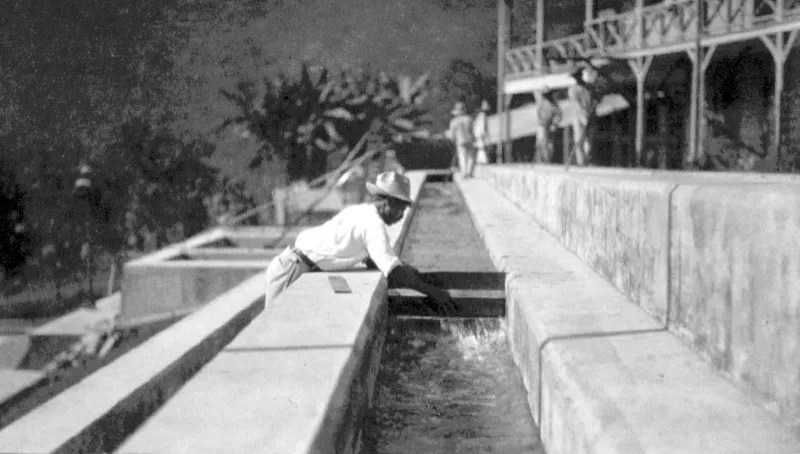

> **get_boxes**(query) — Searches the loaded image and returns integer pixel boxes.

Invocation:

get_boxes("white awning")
[504,73,577,95]
[503,58,612,95]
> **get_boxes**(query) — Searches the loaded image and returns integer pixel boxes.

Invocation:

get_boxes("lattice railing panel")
[754,0,778,17]
[641,0,698,45]
[505,33,596,76]
[586,11,639,52]
[507,0,800,76]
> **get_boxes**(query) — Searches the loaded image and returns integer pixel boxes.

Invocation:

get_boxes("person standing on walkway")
[535,89,562,164]
[446,102,476,178]
[265,171,454,308]
[567,66,599,166]
[473,100,491,165]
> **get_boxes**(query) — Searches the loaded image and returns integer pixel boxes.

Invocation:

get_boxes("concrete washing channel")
[1,168,799,453]
[0,170,531,454]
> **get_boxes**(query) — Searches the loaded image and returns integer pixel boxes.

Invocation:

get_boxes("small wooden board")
[328,276,352,294]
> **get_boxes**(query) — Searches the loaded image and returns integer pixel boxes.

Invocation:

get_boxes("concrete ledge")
[0,273,266,454]
[117,272,388,454]
[476,164,800,426]
[487,163,800,184]
[119,226,308,325]
[476,165,675,324]
[670,183,800,424]
[456,175,800,454]
[121,262,265,325]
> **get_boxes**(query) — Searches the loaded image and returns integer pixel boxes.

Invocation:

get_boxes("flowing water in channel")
[363,181,546,453]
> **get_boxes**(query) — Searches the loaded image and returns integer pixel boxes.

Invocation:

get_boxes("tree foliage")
[0,157,31,276]
[439,58,496,114]
[95,117,219,252]
[220,64,433,182]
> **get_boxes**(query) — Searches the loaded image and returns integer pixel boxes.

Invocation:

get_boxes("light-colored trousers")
[456,144,477,177]
[572,117,593,166]
[264,247,313,304]
[475,143,489,164]
[536,126,555,163]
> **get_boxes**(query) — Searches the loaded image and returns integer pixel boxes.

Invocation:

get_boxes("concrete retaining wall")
[458,174,800,453]
[475,163,800,427]
[119,226,306,325]
[670,184,800,422]
[479,167,674,323]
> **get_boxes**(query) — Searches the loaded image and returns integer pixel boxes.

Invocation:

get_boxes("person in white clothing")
[265,171,454,307]
[473,100,490,165]
[445,102,476,178]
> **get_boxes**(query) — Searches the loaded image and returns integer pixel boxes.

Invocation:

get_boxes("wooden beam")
[586,0,593,27]
[759,30,799,163]
[686,44,717,71]
[685,45,717,166]
[628,56,654,167]
[636,0,645,49]
[759,28,800,63]
[504,95,513,163]
[498,0,511,163]
[773,55,785,162]
[536,0,545,71]
[604,19,800,59]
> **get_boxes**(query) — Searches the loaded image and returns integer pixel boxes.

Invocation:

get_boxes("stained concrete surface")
[0,273,267,454]
[476,166,673,324]
[476,163,800,429]
[0,370,44,404]
[456,173,800,454]
[670,183,800,425]
[116,272,388,454]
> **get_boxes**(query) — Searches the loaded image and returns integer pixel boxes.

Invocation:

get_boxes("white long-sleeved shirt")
[293,203,402,277]
[473,111,488,147]
[447,114,474,146]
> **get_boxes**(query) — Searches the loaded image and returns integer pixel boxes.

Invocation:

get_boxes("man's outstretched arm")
[387,263,453,307]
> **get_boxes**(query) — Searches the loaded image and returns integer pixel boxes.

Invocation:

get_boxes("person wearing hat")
[534,88,562,164]
[473,100,491,165]
[265,171,454,307]
[567,66,599,166]
[445,101,476,178]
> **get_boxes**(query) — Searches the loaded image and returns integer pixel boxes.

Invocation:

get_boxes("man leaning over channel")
[265,171,454,307]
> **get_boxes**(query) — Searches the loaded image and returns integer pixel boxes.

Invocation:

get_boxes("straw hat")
[451,102,467,116]
[366,171,413,203]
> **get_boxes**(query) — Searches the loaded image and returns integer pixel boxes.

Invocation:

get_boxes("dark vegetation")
[0,0,498,311]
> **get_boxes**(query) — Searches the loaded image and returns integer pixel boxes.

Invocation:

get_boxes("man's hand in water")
[429,287,457,313]
[388,263,456,312]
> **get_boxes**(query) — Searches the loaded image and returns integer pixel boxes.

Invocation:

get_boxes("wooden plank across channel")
[388,271,506,318]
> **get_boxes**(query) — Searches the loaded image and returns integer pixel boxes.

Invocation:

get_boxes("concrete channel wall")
[475,163,800,429]
[457,173,800,453]
[0,172,425,454]
[119,226,303,325]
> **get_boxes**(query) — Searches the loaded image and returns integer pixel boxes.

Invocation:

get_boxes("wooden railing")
[508,0,800,68]
[586,0,698,53]
[642,0,698,44]
[754,0,800,23]
[505,33,596,77]
[505,46,538,75]
[586,9,640,53]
